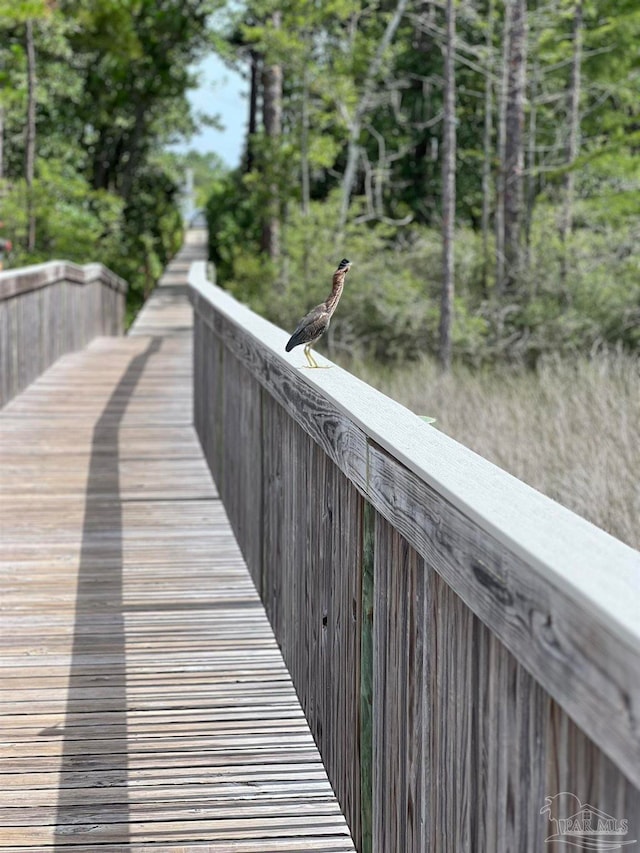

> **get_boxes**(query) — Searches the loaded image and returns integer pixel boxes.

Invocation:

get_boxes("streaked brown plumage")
[285,258,351,368]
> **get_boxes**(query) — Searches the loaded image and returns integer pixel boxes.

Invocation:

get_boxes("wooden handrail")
[189,259,640,850]
[0,259,127,300]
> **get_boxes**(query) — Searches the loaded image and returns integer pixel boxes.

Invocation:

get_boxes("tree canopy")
[206,0,639,366]
[1,0,637,362]
[0,0,219,309]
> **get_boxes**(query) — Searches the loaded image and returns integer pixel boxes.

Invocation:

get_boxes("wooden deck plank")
[0,231,355,851]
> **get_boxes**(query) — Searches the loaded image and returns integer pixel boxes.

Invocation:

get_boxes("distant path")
[0,229,355,851]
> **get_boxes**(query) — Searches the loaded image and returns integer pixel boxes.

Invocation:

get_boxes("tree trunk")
[502,0,527,295]
[560,0,583,278]
[244,49,260,174]
[301,63,310,218]
[338,131,361,237]
[439,0,456,372]
[25,19,37,253]
[300,56,312,288]
[260,11,283,263]
[119,101,147,201]
[480,0,494,296]
[525,59,539,269]
[495,0,511,294]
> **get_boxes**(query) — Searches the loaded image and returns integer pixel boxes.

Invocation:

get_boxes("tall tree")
[260,9,282,262]
[61,0,212,201]
[25,18,36,251]
[0,0,213,306]
[245,49,260,173]
[300,58,311,218]
[502,0,527,294]
[495,0,511,292]
[439,0,456,371]
[481,0,495,293]
[559,0,583,268]
[524,56,539,264]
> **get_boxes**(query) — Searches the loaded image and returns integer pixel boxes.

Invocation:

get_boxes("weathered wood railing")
[189,261,640,851]
[0,260,127,406]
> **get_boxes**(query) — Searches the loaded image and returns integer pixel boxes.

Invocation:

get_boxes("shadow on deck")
[51,337,161,846]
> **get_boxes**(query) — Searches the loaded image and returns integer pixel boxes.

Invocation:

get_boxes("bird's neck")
[325,270,346,315]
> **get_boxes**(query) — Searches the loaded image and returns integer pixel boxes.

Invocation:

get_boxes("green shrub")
[205,183,640,367]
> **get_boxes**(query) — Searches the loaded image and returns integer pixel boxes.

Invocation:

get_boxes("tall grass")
[339,352,640,551]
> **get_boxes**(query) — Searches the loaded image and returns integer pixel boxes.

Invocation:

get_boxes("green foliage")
[0,0,49,24]
[117,161,184,297]
[205,0,640,368]
[1,169,122,261]
[512,208,640,357]
[206,176,639,367]
[0,1,220,311]
[205,169,271,292]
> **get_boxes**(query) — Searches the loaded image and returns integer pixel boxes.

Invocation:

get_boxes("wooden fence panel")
[0,298,8,403]
[193,316,366,845]
[371,514,549,849]
[304,430,363,844]
[258,393,364,845]
[1,296,17,402]
[221,349,264,590]
[190,261,640,853]
[0,261,127,407]
[194,307,225,490]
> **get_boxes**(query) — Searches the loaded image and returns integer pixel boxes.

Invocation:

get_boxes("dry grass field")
[342,352,640,551]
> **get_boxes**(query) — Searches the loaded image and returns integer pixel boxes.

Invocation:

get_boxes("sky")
[170,53,248,168]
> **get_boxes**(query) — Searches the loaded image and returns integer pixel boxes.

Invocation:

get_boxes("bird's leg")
[304,345,318,368]
[302,344,332,369]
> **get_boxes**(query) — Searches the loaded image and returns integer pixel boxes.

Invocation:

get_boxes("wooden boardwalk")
[0,232,355,852]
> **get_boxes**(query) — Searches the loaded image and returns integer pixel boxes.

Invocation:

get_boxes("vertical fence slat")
[359,501,375,853]
[219,351,263,588]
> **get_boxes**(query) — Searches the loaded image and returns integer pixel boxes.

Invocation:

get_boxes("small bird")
[285,258,351,368]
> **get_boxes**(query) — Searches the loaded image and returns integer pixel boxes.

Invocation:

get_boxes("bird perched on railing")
[285,258,351,368]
